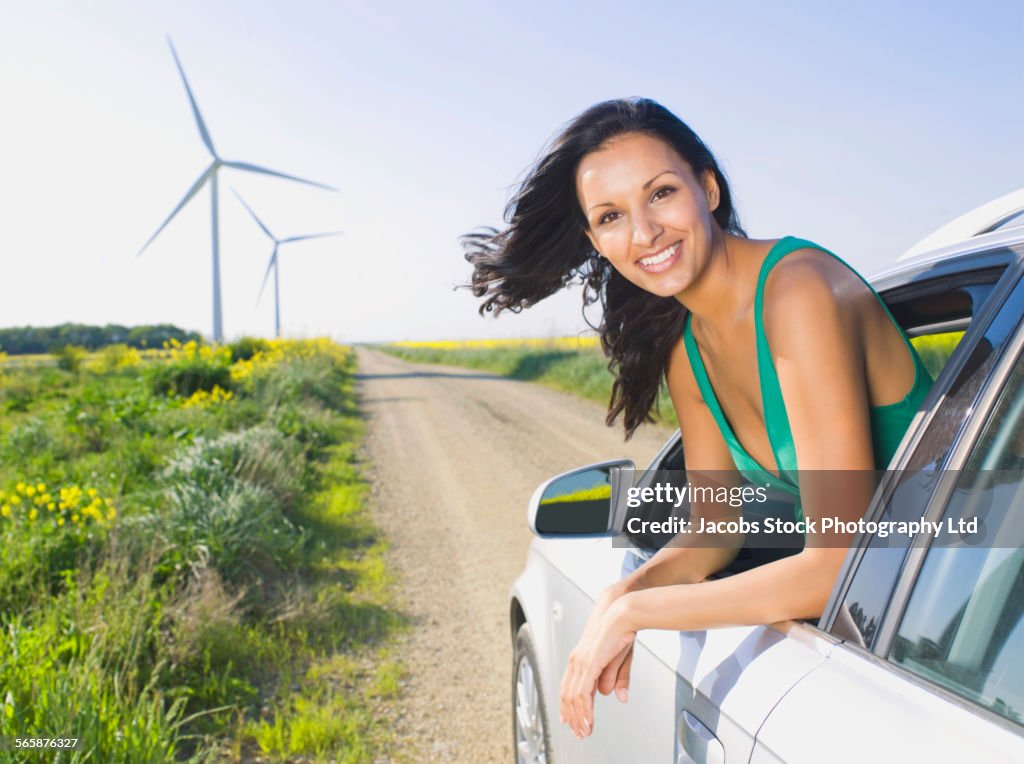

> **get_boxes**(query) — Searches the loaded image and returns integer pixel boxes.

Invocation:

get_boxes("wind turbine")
[137,36,336,343]
[232,189,343,338]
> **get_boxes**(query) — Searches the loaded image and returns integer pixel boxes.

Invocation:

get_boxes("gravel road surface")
[355,347,674,763]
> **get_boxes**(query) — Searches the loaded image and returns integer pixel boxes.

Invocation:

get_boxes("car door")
[751,265,1024,763]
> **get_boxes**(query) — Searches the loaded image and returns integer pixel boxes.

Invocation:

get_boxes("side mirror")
[527,459,635,537]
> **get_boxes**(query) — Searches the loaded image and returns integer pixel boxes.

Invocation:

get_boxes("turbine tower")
[233,189,342,338]
[137,37,336,342]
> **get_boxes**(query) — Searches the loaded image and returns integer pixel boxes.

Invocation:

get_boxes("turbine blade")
[222,160,337,191]
[137,163,216,256]
[230,187,275,241]
[280,231,344,244]
[166,37,217,157]
[256,248,278,305]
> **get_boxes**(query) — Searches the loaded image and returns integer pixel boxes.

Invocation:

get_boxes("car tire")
[513,622,554,764]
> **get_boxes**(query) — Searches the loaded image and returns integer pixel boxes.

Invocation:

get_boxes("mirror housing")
[527,459,635,537]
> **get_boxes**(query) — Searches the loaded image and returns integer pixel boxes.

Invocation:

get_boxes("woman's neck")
[674,231,753,331]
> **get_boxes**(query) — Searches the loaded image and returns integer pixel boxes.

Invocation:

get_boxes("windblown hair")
[463,98,744,439]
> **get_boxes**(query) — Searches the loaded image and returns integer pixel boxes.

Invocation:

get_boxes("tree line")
[0,323,202,355]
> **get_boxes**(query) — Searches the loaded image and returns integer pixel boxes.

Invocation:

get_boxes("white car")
[510,198,1024,764]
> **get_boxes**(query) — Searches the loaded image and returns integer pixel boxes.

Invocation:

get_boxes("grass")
[374,331,967,433]
[375,337,679,429]
[0,338,409,762]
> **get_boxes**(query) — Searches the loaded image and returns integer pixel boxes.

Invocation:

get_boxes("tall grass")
[0,338,407,761]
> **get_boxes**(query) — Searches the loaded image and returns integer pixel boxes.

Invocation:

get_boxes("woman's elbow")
[771,548,847,623]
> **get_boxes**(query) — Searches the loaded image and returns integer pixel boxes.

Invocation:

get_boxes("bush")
[52,344,87,372]
[96,343,143,373]
[228,336,272,363]
[150,427,307,590]
[147,341,233,398]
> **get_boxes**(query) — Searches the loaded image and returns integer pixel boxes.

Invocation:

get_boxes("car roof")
[870,224,1024,290]
[898,188,1024,262]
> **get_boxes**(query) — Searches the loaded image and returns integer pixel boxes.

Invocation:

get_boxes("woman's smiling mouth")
[637,241,681,272]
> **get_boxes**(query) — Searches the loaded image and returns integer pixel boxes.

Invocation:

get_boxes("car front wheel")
[513,622,554,764]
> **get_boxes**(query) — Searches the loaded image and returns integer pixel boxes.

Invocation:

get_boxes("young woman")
[464,98,933,739]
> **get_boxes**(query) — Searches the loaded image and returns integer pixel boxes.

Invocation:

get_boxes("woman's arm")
[564,336,746,714]
[603,336,745,606]
[614,545,844,632]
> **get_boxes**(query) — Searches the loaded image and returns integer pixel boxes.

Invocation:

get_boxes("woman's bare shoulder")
[761,248,865,332]
[759,248,869,359]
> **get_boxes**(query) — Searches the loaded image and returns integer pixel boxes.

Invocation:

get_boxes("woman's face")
[576,132,720,298]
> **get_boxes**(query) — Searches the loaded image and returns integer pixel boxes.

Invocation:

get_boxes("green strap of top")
[682,236,933,511]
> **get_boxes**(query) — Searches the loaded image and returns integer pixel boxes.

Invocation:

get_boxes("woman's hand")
[585,585,635,699]
[559,596,637,739]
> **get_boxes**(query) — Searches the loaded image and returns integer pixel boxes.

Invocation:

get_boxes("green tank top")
[682,236,933,519]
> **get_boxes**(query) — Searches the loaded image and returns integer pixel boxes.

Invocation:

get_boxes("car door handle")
[552,601,562,623]
[678,710,725,764]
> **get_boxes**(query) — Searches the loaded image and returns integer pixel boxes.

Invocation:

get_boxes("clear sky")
[1,1,1021,343]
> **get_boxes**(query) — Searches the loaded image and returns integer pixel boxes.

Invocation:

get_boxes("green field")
[376,339,679,429]
[0,338,407,762]
[376,331,965,432]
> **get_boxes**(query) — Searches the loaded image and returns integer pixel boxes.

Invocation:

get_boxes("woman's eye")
[598,211,621,226]
[651,186,675,202]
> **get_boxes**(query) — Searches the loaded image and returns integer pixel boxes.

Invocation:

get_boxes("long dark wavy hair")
[463,98,745,439]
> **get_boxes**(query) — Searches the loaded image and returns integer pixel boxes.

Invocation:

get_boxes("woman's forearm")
[611,534,743,597]
[614,548,845,632]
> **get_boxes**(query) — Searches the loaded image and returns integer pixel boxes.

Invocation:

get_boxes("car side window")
[888,360,1024,726]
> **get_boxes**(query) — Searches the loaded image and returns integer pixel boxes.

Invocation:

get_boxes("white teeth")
[639,243,679,267]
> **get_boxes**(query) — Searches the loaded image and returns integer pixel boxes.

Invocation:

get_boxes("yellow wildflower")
[1,505,10,518]
[28,508,38,521]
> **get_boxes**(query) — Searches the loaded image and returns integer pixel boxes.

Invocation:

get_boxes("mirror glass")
[535,466,613,534]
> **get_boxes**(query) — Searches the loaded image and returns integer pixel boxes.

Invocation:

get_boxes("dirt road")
[355,348,674,763]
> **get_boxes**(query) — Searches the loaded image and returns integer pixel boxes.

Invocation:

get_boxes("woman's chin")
[638,272,692,299]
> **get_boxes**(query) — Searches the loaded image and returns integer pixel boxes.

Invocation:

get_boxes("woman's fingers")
[561,650,594,738]
[615,642,634,702]
[596,641,631,696]
[559,653,574,730]
[561,628,636,736]
[561,650,587,737]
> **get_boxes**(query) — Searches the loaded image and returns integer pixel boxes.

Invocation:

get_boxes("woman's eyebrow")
[586,170,679,213]
[642,170,677,190]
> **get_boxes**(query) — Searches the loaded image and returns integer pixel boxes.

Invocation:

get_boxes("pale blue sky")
[1,1,1021,343]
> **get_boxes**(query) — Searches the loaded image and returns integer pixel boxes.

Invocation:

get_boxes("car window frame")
[873,280,1024,653]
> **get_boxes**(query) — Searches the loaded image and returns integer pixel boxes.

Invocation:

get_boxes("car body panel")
[750,644,1024,764]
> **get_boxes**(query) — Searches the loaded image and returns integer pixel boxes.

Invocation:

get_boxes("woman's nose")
[632,211,662,248]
